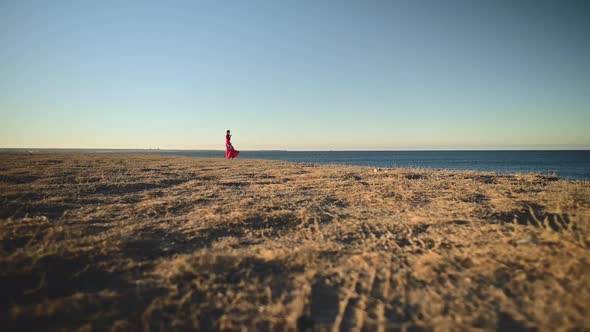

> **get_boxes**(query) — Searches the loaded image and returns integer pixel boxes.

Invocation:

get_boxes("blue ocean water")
[152,150,590,180]
[3,149,589,180]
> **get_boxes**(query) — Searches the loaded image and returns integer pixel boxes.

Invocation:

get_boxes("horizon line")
[1,147,589,152]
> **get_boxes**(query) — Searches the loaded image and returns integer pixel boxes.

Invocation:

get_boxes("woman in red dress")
[225,130,240,159]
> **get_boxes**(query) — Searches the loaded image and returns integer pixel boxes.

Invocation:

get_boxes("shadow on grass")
[189,213,302,248]
[0,202,74,219]
[1,254,166,331]
[0,175,40,184]
[120,213,302,263]
[87,178,188,195]
[144,254,298,331]
[490,203,571,231]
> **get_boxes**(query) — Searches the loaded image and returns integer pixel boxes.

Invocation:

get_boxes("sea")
[3,149,589,180]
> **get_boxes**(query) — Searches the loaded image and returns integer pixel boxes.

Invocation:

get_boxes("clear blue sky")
[1,0,589,150]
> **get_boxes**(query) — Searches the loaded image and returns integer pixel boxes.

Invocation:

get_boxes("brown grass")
[1,154,589,331]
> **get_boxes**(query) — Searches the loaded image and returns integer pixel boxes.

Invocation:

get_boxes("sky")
[1,0,589,150]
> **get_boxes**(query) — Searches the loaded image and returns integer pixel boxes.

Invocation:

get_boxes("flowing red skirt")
[226,148,240,159]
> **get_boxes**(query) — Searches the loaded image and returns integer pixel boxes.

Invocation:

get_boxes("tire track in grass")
[365,262,392,332]
[341,268,377,332]
[331,271,360,332]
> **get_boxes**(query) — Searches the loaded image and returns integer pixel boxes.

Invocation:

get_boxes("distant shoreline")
[1,148,589,153]
[1,149,588,180]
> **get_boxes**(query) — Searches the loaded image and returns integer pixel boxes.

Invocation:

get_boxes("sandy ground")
[1,154,589,331]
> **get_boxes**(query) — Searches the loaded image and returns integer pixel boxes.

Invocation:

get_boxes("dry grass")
[1,154,589,331]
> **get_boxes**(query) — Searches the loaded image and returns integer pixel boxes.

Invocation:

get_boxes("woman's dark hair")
[226,130,230,133]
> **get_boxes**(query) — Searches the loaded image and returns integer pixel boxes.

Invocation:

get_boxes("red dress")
[225,134,240,159]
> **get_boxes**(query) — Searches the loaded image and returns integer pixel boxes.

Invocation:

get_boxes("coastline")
[1,154,589,331]
[2,149,588,180]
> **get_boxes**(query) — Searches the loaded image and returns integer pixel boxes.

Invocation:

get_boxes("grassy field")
[1,154,589,331]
